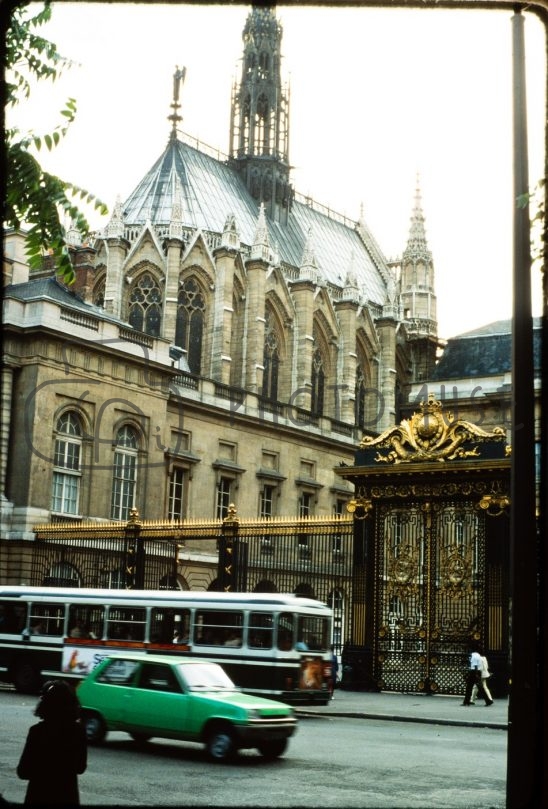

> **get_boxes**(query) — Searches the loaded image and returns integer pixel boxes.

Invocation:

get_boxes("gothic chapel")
[2,7,438,558]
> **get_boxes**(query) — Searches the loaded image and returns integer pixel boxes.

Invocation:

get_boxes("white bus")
[0,587,333,705]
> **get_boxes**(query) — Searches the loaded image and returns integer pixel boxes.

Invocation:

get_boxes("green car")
[77,654,297,761]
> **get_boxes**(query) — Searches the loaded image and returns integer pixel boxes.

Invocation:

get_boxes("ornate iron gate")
[336,395,511,695]
[375,500,485,694]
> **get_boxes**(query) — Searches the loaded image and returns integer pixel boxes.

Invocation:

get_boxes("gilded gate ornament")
[359,394,506,463]
[439,543,473,599]
[387,543,419,600]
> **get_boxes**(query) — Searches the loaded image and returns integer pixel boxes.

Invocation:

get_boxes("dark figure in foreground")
[17,679,87,805]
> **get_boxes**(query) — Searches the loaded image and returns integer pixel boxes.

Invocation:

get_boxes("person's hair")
[35,680,81,723]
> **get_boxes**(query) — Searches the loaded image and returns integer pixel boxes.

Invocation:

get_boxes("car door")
[123,662,189,739]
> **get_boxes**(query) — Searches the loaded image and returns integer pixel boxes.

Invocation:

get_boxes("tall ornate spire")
[229,5,292,225]
[403,174,432,264]
[399,175,439,381]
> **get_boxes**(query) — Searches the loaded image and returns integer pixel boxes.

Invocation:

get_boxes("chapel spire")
[399,175,439,381]
[229,5,293,225]
[403,175,432,263]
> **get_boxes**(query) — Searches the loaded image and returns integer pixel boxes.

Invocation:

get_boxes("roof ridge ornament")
[168,66,186,142]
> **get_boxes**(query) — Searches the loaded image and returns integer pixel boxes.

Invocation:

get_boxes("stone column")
[244,257,268,393]
[104,238,128,318]
[290,279,315,410]
[211,247,237,384]
[376,316,397,433]
[164,237,183,344]
[334,300,359,424]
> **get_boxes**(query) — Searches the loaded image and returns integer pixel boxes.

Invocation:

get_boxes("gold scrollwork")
[387,544,419,600]
[360,394,507,464]
[477,483,510,517]
[346,496,373,519]
[440,543,473,599]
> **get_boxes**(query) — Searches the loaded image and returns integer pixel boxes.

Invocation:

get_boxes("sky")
[6,1,546,340]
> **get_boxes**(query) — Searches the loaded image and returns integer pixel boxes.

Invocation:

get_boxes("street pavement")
[296,688,508,730]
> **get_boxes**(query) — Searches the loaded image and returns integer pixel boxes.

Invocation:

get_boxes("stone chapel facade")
[1,7,439,585]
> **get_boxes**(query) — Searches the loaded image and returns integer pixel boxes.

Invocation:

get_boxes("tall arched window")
[256,94,269,154]
[175,277,205,374]
[93,277,105,308]
[51,411,82,515]
[128,273,162,337]
[110,425,139,521]
[262,309,280,401]
[311,348,325,416]
[355,366,366,428]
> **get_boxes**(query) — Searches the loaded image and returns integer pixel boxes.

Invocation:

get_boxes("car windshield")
[179,663,237,691]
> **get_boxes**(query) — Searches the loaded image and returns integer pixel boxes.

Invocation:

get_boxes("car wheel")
[205,725,236,762]
[257,739,288,759]
[13,661,41,694]
[129,732,151,744]
[83,711,107,744]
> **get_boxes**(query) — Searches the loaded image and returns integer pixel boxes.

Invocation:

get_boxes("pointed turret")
[400,175,437,338]
[399,176,440,382]
[106,196,125,239]
[341,252,360,303]
[229,5,292,224]
[250,203,271,262]
[221,213,240,251]
[299,227,318,284]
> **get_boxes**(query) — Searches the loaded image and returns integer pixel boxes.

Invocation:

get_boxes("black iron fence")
[32,509,354,652]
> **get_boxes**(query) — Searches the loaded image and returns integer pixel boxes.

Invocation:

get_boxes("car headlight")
[247,709,261,720]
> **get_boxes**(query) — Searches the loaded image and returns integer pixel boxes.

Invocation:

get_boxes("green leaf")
[5,1,109,284]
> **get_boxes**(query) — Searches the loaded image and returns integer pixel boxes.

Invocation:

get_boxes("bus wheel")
[205,724,236,762]
[13,661,41,694]
[258,739,288,759]
[83,711,106,744]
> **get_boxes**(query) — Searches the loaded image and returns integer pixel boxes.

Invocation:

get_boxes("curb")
[295,708,507,731]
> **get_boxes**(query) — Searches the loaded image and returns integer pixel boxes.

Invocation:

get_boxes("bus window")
[28,604,65,636]
[277,612,294,650]
[194,610,243,646]
[296,616,329,651]
[67,604,105,639]
[106,607,146,641]
[248,612,273,649]
[150,608,190,643]
[0,601,27,634]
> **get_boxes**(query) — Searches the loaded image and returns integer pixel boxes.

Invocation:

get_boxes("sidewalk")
[296,689,508,730]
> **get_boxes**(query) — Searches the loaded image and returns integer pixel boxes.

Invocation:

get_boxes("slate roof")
[121,136,389,308]
[432,318,542,379]
[3,277,124,325]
